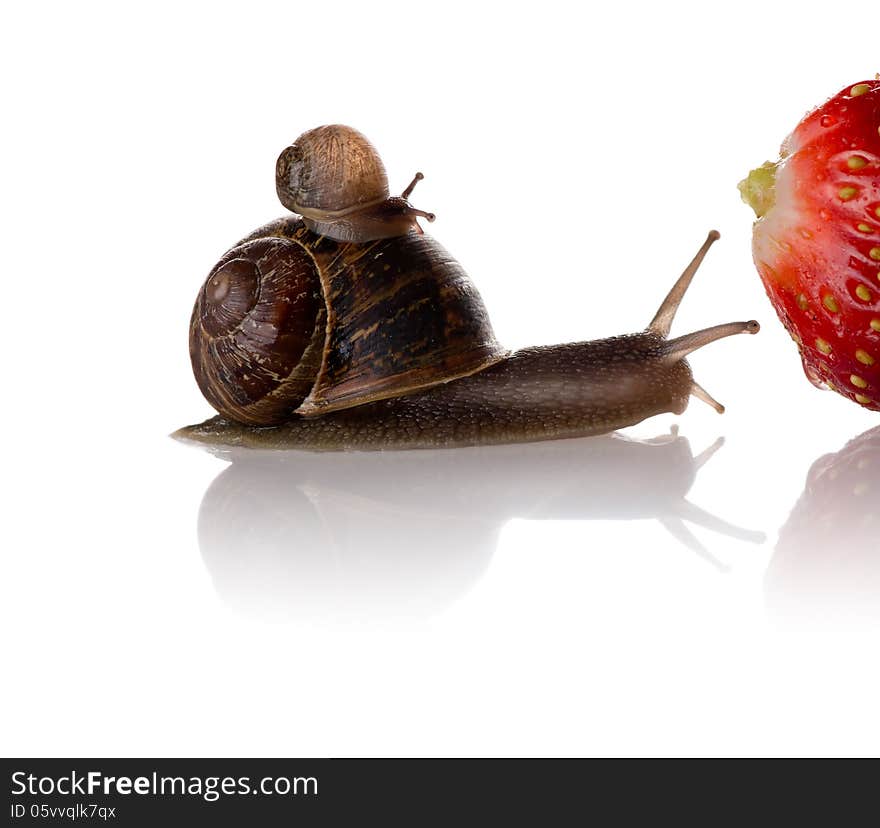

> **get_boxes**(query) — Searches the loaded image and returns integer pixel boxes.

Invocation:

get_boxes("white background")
[3,0,878,757]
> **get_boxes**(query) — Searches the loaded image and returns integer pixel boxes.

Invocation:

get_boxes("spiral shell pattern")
[189,237,325,425]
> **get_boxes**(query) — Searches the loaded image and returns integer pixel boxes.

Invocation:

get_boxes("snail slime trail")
[179,126,760,451]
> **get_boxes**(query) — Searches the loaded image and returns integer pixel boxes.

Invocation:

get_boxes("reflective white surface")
[5,412,878,757]
[3,0,879,756]
[192,430,763,621]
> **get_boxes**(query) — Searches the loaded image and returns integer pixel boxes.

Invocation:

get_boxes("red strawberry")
[739,79,880,410]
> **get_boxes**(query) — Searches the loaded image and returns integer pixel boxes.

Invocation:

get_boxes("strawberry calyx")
[738,160,780,219]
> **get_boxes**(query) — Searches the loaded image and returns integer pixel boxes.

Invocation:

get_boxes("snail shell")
[275,124,389,219]
[274,125,435,242]
[189,217,507,425]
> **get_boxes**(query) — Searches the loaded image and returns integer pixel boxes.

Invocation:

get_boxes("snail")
[180,124,760,451]
[274,124,436,242]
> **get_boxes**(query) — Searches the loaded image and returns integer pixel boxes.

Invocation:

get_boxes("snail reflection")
[188,429,764,622]
[766,426,880,624]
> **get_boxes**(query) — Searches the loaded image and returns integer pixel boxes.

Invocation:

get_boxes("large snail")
[180,125,759,451]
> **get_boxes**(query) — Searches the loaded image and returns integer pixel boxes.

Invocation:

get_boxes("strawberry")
[739,79,880,411]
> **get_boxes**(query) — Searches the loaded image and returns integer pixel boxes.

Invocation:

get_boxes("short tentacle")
[690,382,726,414]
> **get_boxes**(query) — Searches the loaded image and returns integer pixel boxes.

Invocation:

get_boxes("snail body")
[181,126,759,451]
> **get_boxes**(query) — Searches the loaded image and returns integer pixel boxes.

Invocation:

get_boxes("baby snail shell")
[275,124,436,242]
[181,125,760,451]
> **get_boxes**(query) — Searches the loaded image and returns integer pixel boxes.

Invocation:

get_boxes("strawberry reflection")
[188,429,763,622]
[766,426,880,623]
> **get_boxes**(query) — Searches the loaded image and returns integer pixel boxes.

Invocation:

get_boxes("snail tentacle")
[648,230,721,336]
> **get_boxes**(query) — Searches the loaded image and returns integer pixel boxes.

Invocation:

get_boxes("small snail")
[181,125,760,451]
[274,124,436,242]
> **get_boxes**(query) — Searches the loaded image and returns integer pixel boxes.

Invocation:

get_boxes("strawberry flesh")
[740,80,880,411]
